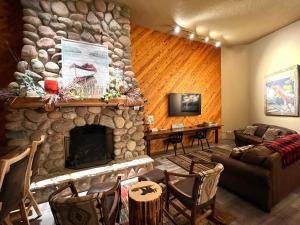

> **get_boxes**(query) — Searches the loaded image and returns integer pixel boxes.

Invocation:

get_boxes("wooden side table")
[128,181,163,225]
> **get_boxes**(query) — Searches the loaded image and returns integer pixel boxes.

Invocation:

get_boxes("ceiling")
[115,0,300,46]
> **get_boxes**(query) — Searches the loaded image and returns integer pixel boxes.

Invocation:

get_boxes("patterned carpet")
[167,147,231,173]
[120,147,234,225]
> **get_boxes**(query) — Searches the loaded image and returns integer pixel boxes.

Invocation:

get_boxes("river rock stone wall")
[5,106,145,177]
[9,0,137,95]
[5,0,146,178]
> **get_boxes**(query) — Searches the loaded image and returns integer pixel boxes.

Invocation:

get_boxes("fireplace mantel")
[7,97,144,111]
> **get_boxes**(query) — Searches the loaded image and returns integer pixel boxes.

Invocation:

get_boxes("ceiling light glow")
[204,36,209,42]
[189,33,195,39]
[215,41,221,47]
[174,26,181,33]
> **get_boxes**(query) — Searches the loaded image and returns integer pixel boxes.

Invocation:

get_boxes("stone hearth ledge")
[31,155,154,203]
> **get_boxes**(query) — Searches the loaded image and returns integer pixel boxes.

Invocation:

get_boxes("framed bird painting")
[265,65,300,116]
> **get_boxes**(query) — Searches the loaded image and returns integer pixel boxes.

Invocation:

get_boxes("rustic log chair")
[24,135,46,218]
[165,133,186,156]
[0,135,45,225]
[164,161,224,225]
[48,176,122,225]
[0,147,31,225]
[191,130,210,150]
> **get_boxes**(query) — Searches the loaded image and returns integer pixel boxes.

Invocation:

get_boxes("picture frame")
[61,39,110,98]
[265,65,300,116]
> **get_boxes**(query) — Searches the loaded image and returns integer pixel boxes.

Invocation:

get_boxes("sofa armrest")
[233,129,244,136]
[262,152,282,206]
[211,154,272,211]
[211,154,271,181]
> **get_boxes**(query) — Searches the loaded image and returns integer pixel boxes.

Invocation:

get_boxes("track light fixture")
[171,25,221,47]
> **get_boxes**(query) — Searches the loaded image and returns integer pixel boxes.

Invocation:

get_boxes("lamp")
[144,115,154,132]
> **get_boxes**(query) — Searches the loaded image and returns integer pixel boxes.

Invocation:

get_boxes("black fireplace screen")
[65,125,114,169]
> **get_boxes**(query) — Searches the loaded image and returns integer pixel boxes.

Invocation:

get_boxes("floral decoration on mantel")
[2,67,145,107]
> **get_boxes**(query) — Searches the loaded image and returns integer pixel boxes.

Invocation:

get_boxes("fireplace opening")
[65,125,114,169]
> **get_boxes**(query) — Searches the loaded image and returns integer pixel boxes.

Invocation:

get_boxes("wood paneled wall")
[131,24,221,153]
[0,0,23,145]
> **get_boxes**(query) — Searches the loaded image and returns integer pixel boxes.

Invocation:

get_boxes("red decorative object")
[44,78,59,94]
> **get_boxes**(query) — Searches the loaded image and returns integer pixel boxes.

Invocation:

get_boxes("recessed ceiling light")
[215,41,221,47]
[189,33,195,39]
[204,36,209,42]
[174,26,181,33]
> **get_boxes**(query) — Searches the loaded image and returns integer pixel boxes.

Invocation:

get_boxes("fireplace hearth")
[65,125,114,170]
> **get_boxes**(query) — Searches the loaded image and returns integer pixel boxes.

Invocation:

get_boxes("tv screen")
[168,93,201,116]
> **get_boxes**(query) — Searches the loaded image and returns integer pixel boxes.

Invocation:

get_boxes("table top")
[145,124,222,138]
[129,181,162,202]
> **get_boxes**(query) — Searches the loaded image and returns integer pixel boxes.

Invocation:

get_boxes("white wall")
[248,20,300,133]
[221,45,250,138]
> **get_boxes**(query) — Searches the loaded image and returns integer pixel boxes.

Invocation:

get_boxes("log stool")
[129,181,163,225]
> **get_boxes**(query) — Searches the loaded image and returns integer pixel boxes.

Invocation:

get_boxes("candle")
[44,78,59,94]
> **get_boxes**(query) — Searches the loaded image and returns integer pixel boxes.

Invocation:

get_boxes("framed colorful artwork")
[265,65,300,116]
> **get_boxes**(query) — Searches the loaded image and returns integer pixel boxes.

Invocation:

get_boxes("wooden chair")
[0,135,45,225]
[164,161,224,225]
[48,176,122,225]
[165,133,186,155]
[0,147,31,225]
[24,135,46,219]
[191,130,210,150]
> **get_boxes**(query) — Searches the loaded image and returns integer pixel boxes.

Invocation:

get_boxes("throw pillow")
[243,126,258,136]
[262,128,281,141]
[230,145,254,159]
[240,145,273,165]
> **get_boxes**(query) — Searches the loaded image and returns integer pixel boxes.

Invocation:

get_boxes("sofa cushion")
[262,128,281,141]
[240,146,273,165]
[268,125,297,136]
[243,126,258,136]
[254,124,269,137]
[230,145,254,159]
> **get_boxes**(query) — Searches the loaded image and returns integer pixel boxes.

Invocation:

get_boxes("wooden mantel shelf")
[7,97,144,110]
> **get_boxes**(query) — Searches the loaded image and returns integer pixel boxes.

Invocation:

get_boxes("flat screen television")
[168,93,201,116]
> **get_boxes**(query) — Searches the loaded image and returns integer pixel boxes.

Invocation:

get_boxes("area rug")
[167,147,231,173]
[119,182,235,225]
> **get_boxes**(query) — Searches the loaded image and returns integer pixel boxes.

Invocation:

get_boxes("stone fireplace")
[5,105,146,179]
[3,0,152,202]
[5,103,152,203]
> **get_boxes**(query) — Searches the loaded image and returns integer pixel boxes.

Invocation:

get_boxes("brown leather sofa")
[234,123,297,147]
[212,150,300,211]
